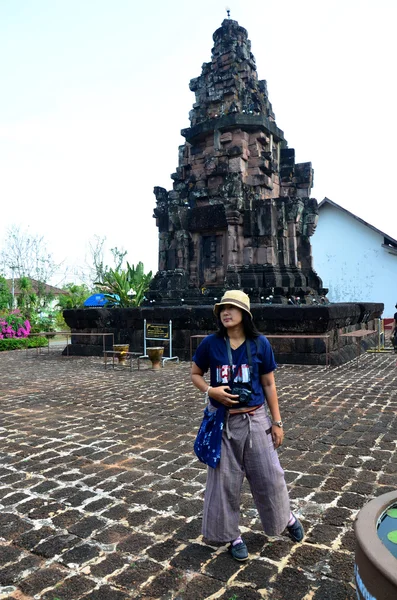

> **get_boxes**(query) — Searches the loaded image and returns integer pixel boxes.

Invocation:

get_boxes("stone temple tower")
[63,18,382,364]
[149,18,326,305]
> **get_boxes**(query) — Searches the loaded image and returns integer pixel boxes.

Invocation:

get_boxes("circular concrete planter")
[355,491,397,600]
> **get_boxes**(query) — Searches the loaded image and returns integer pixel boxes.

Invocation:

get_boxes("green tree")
[0,276,13,309]
[95,261,152,307]
[14,277,55,323]
[57,283,91,310]
[36,281,55,312]
[16,276,37,317]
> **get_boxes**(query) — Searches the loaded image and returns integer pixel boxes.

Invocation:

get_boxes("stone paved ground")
[0,347,396,600]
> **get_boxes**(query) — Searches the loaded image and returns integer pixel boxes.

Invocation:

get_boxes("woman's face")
[219,304,243,328]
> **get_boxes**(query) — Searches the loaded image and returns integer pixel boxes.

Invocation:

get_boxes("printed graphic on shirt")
[216,364,251,384]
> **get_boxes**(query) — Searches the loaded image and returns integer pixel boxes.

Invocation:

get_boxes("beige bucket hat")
[213,290,253,319]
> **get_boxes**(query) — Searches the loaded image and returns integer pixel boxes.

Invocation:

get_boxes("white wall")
[311,203,397,318]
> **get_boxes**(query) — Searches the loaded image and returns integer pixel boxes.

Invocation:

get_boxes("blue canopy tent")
[83,293,120,307]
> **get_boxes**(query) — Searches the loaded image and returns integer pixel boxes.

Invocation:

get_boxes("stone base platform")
[63,302,383,366]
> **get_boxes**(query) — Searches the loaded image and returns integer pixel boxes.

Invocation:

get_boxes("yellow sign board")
[146,324,169,339]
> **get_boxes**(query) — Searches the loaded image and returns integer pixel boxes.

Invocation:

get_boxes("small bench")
[190,333,331,368]
[265,334,331,368]
[27,331,115,357]
[103,350,141,371]
[339,329,377,366]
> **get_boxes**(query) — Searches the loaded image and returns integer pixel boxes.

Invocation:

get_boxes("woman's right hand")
[209,386,239,407]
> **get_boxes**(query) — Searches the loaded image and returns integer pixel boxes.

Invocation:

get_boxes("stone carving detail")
[149,18,326,304]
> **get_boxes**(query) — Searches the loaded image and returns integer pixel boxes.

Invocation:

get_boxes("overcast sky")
[1,0,396,286]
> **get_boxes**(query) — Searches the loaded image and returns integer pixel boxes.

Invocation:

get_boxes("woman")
[191,290,304,561]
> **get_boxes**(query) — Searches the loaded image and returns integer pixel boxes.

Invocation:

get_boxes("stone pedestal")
[63,302,383,366]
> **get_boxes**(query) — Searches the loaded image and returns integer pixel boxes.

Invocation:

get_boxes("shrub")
[27,336,48,348]
[0,310,31,339]
[30,315,55,336]
[0,338,27,351]
[0,336,47,352]
[54,311,69,331]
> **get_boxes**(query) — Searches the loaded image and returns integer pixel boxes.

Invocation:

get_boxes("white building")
[311,198,397,318]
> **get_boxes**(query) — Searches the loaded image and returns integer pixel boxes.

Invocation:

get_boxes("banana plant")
[95,261,152,307]
[57,283,91,309]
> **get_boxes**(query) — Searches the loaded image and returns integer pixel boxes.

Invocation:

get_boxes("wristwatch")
[272,420,283,428]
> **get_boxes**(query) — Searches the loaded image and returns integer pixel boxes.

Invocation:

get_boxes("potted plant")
[355,491,397,599]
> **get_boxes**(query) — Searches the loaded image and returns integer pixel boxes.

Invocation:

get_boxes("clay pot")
[355,490,397,599]
[147,346,164,370]
[113,344,130,365]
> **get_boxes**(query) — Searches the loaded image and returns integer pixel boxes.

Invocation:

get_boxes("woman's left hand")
[272,425,284,449]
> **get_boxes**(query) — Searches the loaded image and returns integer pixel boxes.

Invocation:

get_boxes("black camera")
[231,385,252,405]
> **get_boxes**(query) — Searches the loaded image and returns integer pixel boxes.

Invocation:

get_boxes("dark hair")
[216,308,261,339]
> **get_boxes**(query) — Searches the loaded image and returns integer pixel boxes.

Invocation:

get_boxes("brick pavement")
[0,348,396,600]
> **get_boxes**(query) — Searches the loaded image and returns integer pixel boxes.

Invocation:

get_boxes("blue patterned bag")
[194,404,226,468]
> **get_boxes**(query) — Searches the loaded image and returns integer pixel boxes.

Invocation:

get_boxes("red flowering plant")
[0,309,31,339]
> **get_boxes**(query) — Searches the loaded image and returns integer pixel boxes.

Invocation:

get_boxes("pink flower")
[0,315,31,339]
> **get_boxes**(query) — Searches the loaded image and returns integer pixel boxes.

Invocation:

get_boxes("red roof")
[5,278,66,296]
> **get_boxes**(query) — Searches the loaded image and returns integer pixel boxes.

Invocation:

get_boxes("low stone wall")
[63,302,383,366]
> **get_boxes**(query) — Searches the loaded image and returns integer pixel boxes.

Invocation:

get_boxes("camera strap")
[225,337,253,386]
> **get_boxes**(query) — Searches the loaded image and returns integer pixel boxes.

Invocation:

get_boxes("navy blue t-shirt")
[193,334,277,410]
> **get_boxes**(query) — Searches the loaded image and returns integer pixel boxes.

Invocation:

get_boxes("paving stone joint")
[0,348,396,599]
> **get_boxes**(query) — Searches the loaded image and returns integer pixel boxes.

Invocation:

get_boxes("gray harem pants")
[202,404,290,542]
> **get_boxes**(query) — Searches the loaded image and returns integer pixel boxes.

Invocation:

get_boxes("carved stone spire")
[149,19,326,305]
[188,19,275,127]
